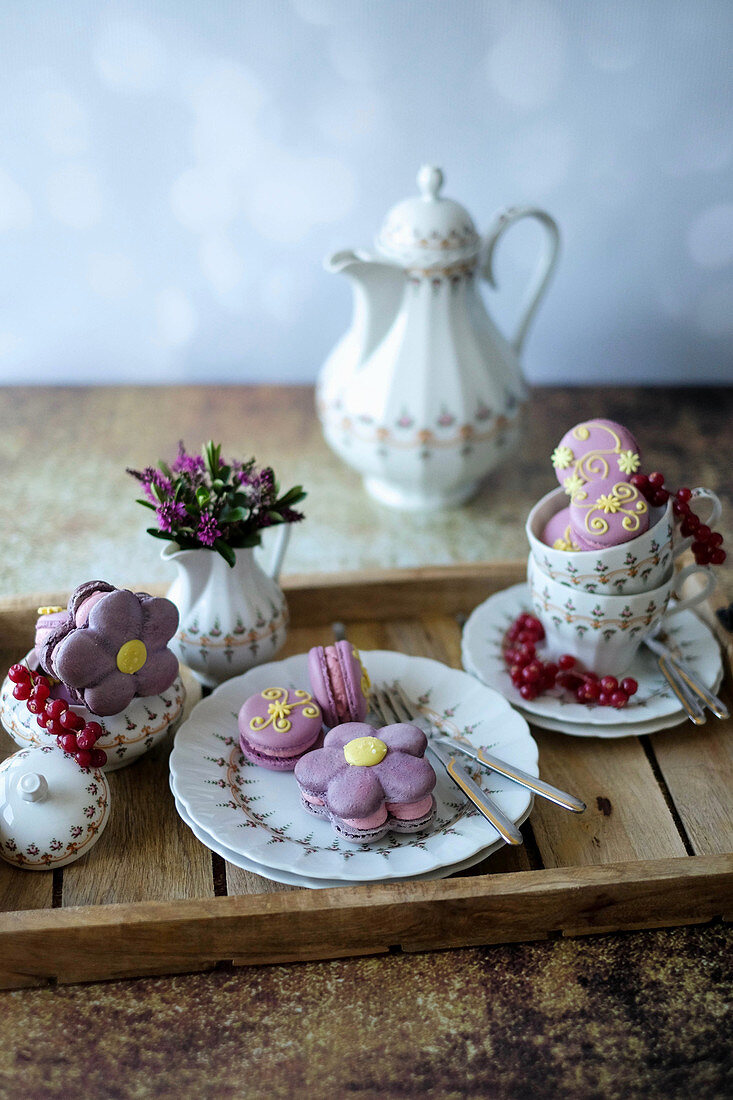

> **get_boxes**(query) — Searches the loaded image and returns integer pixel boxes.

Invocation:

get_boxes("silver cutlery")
[371,686,524,846]
[645,634,729,721]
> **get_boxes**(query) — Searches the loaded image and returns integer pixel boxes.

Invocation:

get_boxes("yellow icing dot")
[343,736,387,767]
[116,639,147,675]
[37,606,64,615]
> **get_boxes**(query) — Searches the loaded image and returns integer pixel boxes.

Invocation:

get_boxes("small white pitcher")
[162,527,291,687]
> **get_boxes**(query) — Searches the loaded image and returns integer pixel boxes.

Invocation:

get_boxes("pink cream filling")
[342,805,389,830]
[302,792,325,806]
[75,591,107,626]
[385,794,434,821]
[249,736,317,758]
[325,648,349,719]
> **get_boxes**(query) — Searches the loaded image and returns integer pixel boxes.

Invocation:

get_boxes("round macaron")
[540,507,583,552]
[238,686,323,771]
[569,476,650,549]
[551,419,641,496]
[308,641,370,728]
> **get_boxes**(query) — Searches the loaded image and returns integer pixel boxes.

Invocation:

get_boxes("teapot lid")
[376,166,480,268]
[0,746,110,870]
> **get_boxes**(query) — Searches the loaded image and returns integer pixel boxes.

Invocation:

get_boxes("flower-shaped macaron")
[294,722,437,843]
[40,581,179,716]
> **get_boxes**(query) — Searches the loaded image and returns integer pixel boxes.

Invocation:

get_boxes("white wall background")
[0,0,731,386]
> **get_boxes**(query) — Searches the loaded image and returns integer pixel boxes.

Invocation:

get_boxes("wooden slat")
[529,728,688,866]
[0,855,729,986]
[649,707,733,856]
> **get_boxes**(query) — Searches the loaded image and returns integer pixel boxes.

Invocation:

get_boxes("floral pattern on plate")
[170,650,537,882]
[461,583,722,734]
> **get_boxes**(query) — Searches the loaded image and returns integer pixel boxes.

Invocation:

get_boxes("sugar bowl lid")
[0,746,110,870]
[376,165,481,268]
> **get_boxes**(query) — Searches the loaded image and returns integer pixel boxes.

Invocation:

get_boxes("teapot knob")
[18,772,48,803]
[417,165,443,202]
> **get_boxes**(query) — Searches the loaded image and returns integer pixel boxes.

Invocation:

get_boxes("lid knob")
[19,773,49,803]
[417,165,443,202]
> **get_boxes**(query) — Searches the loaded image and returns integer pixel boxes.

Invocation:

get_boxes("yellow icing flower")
[562,473,585,497]
[596,491,623,514]
[551,444,574,470]
[617,450,641,475]
[267,700,293,723]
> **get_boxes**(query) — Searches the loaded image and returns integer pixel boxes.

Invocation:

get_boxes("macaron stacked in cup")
[522,418,721,684]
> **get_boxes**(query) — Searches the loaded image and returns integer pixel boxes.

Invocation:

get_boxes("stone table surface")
[0,384,731,1099]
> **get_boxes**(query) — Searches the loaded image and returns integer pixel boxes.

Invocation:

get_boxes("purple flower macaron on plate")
[170,650,537,885]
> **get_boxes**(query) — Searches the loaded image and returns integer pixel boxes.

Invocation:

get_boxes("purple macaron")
[294,722,437,844]
[569,476,650,549]
[308,640,370,728]
[238,686,323,771]
[552,418,641,495]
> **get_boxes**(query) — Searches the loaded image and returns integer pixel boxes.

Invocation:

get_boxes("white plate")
[462,583,723,735]
[169,650,537,882]
[172,789,512,890]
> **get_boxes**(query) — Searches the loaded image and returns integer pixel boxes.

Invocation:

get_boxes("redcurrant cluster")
[630,473,726,567]
[503,613,638,708]
[8,664,107,769]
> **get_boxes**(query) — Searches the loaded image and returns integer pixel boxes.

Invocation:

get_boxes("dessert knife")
[645,635,729,719]
[429,741,524,846]
[436,737,586,813]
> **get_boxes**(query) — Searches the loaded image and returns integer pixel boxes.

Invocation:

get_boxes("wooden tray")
[1,563,731,989]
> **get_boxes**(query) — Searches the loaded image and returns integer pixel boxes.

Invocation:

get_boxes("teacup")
[526,486,721,596]
[527,553,715,676]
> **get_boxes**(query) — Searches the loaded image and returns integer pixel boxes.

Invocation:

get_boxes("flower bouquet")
[128,441,306,567]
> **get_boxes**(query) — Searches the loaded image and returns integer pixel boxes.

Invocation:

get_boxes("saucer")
[172,789,509,890]
[461,583,723,737]
[170,649,537,883]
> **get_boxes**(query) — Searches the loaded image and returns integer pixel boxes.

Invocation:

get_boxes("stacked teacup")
[525,419,720,677]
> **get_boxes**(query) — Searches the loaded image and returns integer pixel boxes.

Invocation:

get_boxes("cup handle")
[268,524,292,585]
[673,487,722,559]
[664,562,716,618]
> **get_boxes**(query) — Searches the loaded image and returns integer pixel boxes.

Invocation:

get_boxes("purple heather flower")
[197,512,221,547]
[171,441,205,478]
[156,500,188,534]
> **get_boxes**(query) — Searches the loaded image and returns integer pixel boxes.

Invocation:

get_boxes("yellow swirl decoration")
[576,482,647,538]
[561,422,636,491]
[354,648,371,699]
[249,687,320,733]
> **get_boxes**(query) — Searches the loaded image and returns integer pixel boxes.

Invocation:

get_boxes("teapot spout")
[325,249,405,365]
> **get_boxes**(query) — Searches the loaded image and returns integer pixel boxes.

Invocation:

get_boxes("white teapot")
[317,166,560,510]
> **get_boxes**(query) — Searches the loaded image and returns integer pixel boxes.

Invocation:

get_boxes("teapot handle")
[481,207,560,355]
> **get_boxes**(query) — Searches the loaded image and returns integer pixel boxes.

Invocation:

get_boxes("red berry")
[83,722,104,742]
[75,729,98,751]
[648,471,666,488]
[519,684,538,702]
[8,664,30,684]
[12,681,32,700]
[575,686,588,703]
[75,750,93,768]
[90,749,107,769]
[676,487,692,502]
[26,697,44,714]
[45,698,68,719]
[630,473,649,490]
[60,709,85,731]
[32,674,51,691]
[36,712,49,728]
[621,677,638,696]
[544,662,558,683]
[610,690,628,708]
[557,672,583,691]
[600,675,618,693]
[708,531,724,548]
[695,524,711,543]
[516,643,536,665]
[558,654,576,670]
[59,733,78,753]
[651,489,670,507]
[673,499,690,518]
[598,692,613,707]
[521,661,543,684]
[583,679,601,701]
[710,548,726,565]
[692,543,712,565]
[46,718,65,737]
[681,515,700,536]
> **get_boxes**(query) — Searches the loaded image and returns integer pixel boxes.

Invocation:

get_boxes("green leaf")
[151,481,166,503]
[219,506,247,524]
[159,461,173,479]
[135,498,157,511]
[213,538,236,567]
[196,486,210,506]
[211,479,225,493]
[145,528,174,541]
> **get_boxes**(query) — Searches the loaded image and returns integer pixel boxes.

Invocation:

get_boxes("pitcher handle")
[268,524,292,585]
[482,206,561,355]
